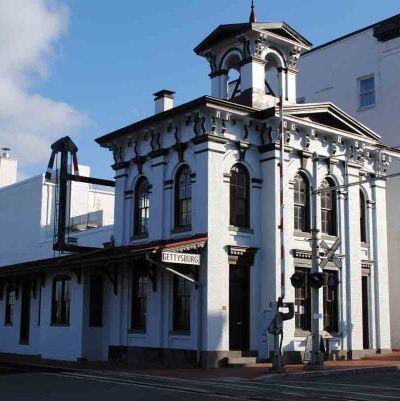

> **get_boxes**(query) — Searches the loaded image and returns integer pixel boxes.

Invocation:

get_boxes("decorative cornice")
[226,245,258,266]
[191,134,228,145]
[148,149,169,159]
[240,56,265,66]
[209,69,229,79]
[111,161,129,171]
[172,142,188,163]
[236,140,249,161]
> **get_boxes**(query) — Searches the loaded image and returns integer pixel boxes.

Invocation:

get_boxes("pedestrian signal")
[290,272,305,288]
[309,272,324,289]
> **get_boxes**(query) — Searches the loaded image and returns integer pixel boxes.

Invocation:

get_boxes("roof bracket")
[105,264,118,296]
[29,278,37,300]
[40,273,46,288]
[147,266,157,292]
[72,268,82,285]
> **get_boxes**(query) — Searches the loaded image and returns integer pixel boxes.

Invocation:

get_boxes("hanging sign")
[161,251,201,266]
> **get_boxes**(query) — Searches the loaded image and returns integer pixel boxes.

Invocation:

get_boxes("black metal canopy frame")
[45,136,115,254]
[0,234,207,297]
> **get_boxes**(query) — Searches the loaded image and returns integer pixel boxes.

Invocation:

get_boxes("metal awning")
[0,234,208,278]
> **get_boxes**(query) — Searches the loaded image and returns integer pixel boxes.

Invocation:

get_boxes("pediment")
[194,21,311,55]
[283,102,381,141]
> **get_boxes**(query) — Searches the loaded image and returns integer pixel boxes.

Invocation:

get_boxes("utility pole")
[310,154,323,366]
[306,166,400,366]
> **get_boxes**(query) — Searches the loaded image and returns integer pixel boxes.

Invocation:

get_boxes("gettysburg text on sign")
[161,251,201,266]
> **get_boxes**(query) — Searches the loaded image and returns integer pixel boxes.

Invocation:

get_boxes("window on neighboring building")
[89,275,103,327]
[295,268,339,333]
[5,286,15,325]
[134,177,150,235]
[173,276,191,333]
[294,268,311,331]
[323,271,339,333]
[294,173,310,232]
[230,164,250,228]
[175,165,192,228]
[359,75,375,109]
[320,178,337,236]
[51,277,70,325]
[360,190,367,243]
[131,272,147,331]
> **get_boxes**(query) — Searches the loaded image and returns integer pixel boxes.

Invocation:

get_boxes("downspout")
[279,86,285,300]
[197,280,203,366]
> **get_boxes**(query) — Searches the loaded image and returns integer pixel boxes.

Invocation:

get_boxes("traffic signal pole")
[307,164,400,366]
[310,155,323,365]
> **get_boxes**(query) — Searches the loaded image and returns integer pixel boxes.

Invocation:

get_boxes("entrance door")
[229,265,250,350]
[20,282,31,345]
[362,275,370,350]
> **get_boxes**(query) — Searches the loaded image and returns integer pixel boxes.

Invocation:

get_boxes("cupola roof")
[194,21,312,55]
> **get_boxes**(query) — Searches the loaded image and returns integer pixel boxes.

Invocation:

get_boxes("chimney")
[2,148,10,159]
[0,147,17,188]
[153,90,175,114]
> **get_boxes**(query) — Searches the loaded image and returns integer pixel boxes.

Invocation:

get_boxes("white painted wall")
[0,168,115,267]
[297,26,400,350]
[0,156,17,188]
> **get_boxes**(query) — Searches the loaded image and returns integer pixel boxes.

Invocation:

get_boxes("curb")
[258,364,400,380]
[1,359,400,381]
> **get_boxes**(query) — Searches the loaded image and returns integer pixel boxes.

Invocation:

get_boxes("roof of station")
[194,21,312,54]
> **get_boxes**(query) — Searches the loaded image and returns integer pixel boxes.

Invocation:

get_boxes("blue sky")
[3,0,400,179]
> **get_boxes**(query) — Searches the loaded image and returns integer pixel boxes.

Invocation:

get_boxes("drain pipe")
[197,281,203,366]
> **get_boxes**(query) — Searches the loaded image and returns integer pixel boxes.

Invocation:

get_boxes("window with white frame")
[358,75,375,109]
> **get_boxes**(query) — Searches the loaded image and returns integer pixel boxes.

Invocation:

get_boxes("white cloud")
[0,0,89,167]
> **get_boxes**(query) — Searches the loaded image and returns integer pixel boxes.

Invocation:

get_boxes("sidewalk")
[0,351,399,381]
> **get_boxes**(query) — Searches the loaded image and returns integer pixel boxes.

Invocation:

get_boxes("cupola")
[194,2,312,109]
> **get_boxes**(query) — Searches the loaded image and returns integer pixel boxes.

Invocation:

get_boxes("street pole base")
[308,351,325,367]
[270,355,286,372]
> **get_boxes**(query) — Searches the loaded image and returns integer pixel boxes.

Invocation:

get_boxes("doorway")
[229,265,250,350]
[362,275,370,350]
[19,281,31,345]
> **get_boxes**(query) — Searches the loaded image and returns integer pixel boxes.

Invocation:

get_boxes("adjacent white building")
[0,8,397,366]
[0,152,114,359]
[297,13,400,349]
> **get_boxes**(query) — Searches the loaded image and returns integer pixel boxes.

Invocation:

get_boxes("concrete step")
[227,357,269,366]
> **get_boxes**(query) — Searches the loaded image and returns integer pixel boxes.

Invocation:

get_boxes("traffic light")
[309,272,324,289]
[327,273,339,289]
[290,272,305,288]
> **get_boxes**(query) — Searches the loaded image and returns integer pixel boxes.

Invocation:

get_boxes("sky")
[1,0,399,180]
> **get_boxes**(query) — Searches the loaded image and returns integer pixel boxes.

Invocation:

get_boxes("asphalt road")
[0,363,399,400]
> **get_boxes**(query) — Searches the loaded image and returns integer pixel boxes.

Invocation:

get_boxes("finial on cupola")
[249,0,256,23]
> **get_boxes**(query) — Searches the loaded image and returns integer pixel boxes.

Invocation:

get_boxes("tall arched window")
[294,173,310,232]
[360,190,367,243]
[175,165,192,228]
[320,178,337,236]
[230,164,250,228]
[134,177,150,235]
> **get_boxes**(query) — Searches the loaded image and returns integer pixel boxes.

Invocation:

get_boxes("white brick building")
[0,154,114,360]
[297,13,400,350]
[0,8,396,366]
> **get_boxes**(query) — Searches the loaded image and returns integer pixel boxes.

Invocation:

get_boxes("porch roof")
[0,234,208,278]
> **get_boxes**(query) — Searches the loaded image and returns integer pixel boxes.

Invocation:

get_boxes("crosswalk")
[44,368,400,401]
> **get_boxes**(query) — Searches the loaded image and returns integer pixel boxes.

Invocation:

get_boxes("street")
[0,363,400,400]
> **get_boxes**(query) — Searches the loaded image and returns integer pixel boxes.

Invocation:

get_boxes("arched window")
[360,190,367,243]
[320,178,337,236]
[230,164,250,228]
[294,173,310,232]
[222,51,242,100]
[134,177,150,235]
[227,68,241,100]
[175,165,192,228]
